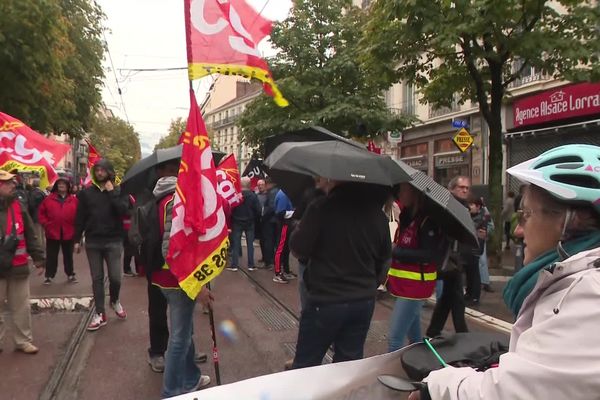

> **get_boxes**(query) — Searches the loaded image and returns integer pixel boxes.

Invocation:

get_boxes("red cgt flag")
[83,140,101,186]
[216,154,243,208]
[0,111,70,188]
[184,0,288,107]
[166,89,229,299]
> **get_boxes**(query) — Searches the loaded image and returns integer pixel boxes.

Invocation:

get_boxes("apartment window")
[402,83,415,115]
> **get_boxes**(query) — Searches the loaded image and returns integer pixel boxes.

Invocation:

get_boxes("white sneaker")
[192,375,211,391]
[110,301,127,319]
[87,313,107,331]
[377,284,387,292]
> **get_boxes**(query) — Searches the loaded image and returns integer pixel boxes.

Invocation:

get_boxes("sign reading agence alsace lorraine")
[513,82,600,128]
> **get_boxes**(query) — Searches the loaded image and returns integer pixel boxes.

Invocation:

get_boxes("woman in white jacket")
[410,144,600,400]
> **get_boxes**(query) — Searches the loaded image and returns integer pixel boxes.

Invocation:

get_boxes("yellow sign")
[452,128,474,152]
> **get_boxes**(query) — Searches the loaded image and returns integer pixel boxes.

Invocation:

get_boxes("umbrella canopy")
[396,161,478,247]
[264,140,411,204]
[263,126,364,158]
[121,144,225,195]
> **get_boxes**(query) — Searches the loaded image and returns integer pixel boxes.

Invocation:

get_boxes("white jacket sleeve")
[425,271,600,400]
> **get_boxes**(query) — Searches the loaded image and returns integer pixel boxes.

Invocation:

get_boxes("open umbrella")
[264,140,411,204]
[121,144,225,195]
[263,126,364,158]
[396,161,478,247]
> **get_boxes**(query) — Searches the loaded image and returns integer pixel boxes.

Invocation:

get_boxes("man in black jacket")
[227,177,261,271]
[74,159,130,331]
[259,177,279,269]
[289,181,391,369]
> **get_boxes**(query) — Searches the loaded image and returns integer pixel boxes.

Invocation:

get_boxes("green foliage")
[362,0,600,264]
[154,117,186,151]
[89,115,141,177]
[0,0,105,137]
[238,0,411,149]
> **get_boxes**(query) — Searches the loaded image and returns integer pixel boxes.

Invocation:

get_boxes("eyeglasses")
[516,208,562,225]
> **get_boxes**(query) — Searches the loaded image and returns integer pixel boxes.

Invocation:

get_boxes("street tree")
[0,0,105,136]
[361,0,600,263]
[154,116,217,151]
[154,117,186,151]
[238,0,410,149]
[89,115,141,177]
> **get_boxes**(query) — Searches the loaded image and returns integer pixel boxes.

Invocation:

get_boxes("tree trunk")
[485,65,505,270]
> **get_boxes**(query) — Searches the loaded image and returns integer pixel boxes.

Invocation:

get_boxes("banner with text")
[513,82,600,128]
[0,112,70,188]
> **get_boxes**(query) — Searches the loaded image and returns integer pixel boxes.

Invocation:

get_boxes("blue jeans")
[292,299,375,369]
[161,288,200,398]
[479,243,490,285]
[230,220,255,268]
[298,262,308,311]
[388,298,424,352]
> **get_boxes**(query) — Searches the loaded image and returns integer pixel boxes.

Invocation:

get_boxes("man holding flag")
[155,89,229,398]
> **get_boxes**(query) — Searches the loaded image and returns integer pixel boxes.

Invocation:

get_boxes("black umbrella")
[264,140,411,204]
[263,126,364,158]
[121,144,225,195]
[396,161,478,247]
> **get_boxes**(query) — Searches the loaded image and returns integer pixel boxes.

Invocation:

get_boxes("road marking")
[30,296,93,312]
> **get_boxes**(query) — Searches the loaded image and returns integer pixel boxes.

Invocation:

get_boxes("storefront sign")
[401,155,428,170]
[452,128,474,152]
[513,82,600,128]
[435,153,467,168]
[387,130,403,144]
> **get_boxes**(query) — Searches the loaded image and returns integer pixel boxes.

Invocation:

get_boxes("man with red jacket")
[38,177,78,284]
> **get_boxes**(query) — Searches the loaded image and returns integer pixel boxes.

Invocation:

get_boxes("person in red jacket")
[38,177,78,284]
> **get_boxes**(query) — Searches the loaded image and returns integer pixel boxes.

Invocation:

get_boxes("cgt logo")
[585,165,600,173]
[0,131,56,164]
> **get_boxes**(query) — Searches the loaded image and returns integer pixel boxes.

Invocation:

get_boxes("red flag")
[166,89,229,299]
[367,139,382,154]
[184,0,288,107]
[83,140,101,186]
[0,112,70,188]
[216,154,243,208]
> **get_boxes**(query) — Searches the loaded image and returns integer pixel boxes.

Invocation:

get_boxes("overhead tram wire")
[103,31,130,124]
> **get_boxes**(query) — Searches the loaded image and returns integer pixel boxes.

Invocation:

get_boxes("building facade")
[202,77,262,172]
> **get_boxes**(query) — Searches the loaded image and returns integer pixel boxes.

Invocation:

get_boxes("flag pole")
[206,282,222,385]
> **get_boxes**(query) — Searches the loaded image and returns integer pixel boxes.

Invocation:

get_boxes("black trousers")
[464,255,481,301]
[147,273,169,357]
[45,239,74,278]
[426,271,468,337]
[261,219,277,265]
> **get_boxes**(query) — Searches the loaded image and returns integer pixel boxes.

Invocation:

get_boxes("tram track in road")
[237,267,335,364]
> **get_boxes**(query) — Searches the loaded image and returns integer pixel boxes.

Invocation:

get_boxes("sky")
[97,0,292,156]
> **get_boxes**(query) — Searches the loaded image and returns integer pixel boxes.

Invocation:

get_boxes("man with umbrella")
[426,175,473,338]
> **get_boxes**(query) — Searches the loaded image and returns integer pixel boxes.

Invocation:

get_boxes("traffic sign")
[452,128,474,152]
[452,119,469,129]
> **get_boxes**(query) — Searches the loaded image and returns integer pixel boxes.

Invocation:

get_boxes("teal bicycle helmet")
[507,144,600,212]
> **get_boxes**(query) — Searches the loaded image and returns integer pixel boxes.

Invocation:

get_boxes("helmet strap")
[557,209,574,261]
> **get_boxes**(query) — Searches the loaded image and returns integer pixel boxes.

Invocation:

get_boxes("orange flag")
[166,89,229,299]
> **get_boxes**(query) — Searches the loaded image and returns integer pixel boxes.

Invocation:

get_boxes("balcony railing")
[428,102,461,118]
[507,72,550,89]
[211,115,237,129]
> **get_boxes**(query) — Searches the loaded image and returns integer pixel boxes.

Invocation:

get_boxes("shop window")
[401,143,428,158]
[435,139,455,153]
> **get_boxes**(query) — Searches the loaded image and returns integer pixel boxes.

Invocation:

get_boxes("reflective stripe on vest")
[5,201,29,266]
[388,268,437,281]
[387,215,437,300]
